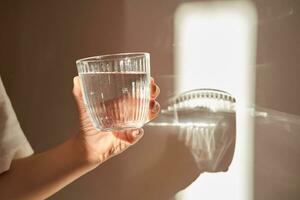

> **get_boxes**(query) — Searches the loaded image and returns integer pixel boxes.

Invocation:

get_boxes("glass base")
[95,122,144,132]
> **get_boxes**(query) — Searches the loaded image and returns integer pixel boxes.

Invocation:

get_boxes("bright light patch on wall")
[174,1,257,200]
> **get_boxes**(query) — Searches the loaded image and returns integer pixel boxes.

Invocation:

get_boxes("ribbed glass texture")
[76,53,151,131]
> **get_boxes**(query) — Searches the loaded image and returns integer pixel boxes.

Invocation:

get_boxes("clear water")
[79,72,150,131]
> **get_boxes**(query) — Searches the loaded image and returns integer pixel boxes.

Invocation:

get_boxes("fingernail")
[151,77,154,84]
[154,85,160,97]
[131,129,144,144]
[134,129,144,136]
[73,76,80,85]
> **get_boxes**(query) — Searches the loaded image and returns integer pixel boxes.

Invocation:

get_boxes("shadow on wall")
[124,117,236,200]
[50,120,236,200]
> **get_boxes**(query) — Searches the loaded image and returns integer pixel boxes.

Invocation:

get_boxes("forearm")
[0,135,99,200]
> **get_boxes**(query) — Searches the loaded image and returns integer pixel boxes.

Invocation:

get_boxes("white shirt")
[0,76,33,174]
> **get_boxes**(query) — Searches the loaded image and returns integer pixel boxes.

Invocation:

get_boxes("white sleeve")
[0,77,34,174]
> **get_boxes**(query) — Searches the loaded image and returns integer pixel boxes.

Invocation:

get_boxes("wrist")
[71,134,102,168]
[73,133,110,167]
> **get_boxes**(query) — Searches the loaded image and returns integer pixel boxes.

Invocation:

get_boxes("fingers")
[74,76,160,126]
[151,79,160,99]
[149,99,160,121]
[149,77,160,121]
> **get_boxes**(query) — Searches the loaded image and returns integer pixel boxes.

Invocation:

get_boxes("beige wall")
[254,1,300,199]
[1,1,182,199]
[1,0,300,200]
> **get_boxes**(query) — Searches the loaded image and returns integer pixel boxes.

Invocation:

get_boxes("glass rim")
[76,52,150,64]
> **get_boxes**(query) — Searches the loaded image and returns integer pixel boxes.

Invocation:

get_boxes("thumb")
[72,76,86,115]
[127,128,144,145]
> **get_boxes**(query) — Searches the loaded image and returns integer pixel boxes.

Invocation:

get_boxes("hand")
[72,76,160,166]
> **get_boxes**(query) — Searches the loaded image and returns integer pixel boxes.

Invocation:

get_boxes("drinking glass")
[76,52,151,131]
